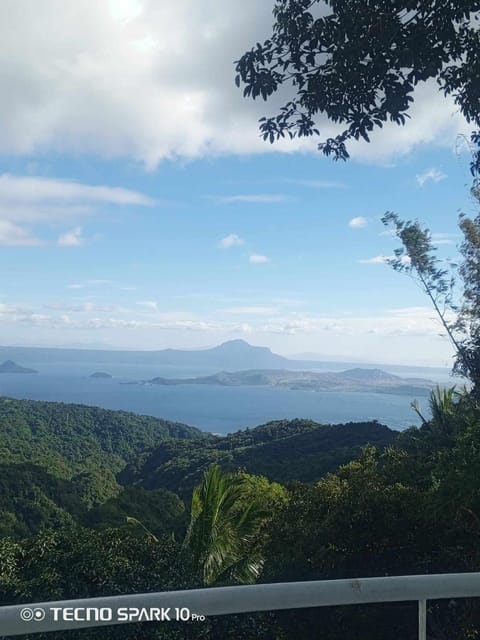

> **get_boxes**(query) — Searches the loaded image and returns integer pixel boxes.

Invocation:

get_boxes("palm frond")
[183,464,266,585]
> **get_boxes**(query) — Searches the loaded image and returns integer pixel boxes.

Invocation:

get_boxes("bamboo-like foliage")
[381,206,480,398]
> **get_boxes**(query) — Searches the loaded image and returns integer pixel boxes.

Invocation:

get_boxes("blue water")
[0,361,439,434]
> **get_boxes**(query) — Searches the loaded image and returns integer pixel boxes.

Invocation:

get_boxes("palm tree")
[183,464,265,586]
[430,385,457,427]
[411,385,472,444]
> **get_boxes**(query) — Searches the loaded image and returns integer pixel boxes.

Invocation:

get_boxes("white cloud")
[0,298,459,365]
[0,220,42,246]
[0,301,219,332]
[45,302,122,312]
[222,306,277,315]
[218,233,244,249]
[0,174,155,207]
[386,306,436,316]
[359,255,411,265]
[349,81,471,163]
[0,303,444,339]
[358,255,390,264]
[379,229,397,237]
[0,3,471,168]
[249,254,270,264]
[431,232,458,246]
[348,216,368,229]
[250,307,456,341]
[136,300,158,310]
[88,279,113,285]
[282,179,347,189]
[0,174,154,247]
[213,194,287,204]
[108,0,143,23]
[66,279,118,289]
[58,226,83,246]
[416,168,447,187]
[0,1,287,167]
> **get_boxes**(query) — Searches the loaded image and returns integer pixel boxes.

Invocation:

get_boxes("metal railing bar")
[418,599,427,640]
[1,572,479,637]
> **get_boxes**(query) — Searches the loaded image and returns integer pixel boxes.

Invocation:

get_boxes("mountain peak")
[212,339,271,352]
[0,360,38,374]
[200,340,287,367]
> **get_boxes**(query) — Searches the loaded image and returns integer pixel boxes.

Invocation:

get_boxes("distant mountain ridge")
[0,339,288,369]
[0,339,450,377]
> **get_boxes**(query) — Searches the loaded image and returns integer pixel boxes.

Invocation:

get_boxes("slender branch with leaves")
[381,211,464,359]
[381,203,480,397]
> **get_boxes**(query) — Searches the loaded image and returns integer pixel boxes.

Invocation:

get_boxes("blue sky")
[0,1,476,366]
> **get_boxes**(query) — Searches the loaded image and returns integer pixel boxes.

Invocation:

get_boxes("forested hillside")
[0,398,393,537]
[0,396,204,473]
[121,419,396,495]
[1,390,480,639]
[0,397,205,537]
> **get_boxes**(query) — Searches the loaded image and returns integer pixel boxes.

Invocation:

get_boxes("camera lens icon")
[20,607,45,622]
[20,608,33,622]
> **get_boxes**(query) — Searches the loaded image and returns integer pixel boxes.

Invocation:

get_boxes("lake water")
[0,361,453,433]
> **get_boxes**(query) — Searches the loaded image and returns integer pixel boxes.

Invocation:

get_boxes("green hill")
[0,396,206,537]
[0,396,205,475]
[0,398,397,538]
[120,418,397,496]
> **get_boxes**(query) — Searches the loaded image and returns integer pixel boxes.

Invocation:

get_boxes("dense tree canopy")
[235,0,480,172]
[0,528,206,640]
[1,395,480,637]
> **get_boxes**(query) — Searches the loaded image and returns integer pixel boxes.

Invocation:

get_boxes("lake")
[0,361,450,433]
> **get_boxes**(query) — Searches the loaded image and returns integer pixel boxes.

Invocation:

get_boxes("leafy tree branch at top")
[235,0,480,172]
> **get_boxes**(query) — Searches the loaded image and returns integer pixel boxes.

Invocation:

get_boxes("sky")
[0,0,477,367]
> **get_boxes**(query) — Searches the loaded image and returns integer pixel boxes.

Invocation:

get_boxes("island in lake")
[0,360,38,374]
[136,368,437,397]
[90,371,112,379]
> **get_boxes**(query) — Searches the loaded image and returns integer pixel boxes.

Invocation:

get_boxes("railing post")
[418,599,426,640]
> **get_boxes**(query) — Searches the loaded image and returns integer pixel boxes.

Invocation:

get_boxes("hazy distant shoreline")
[0,340,454,378]
[134,367,436,397]
[0,341,458,432]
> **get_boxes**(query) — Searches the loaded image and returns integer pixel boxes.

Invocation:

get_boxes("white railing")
[1,572,480,638]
